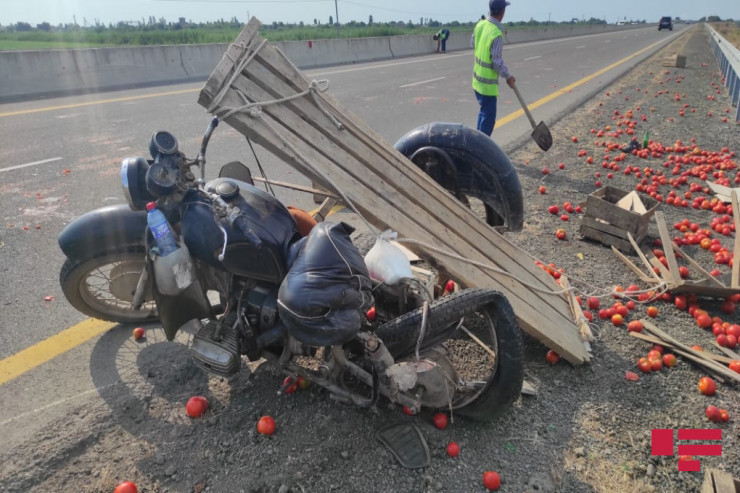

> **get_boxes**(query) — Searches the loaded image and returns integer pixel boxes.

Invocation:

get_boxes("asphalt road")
[0,24,686,447]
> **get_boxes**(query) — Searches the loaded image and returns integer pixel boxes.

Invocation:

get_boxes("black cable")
[245,135,276,197]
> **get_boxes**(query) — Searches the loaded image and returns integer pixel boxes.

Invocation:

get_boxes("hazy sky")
[2,0,738,27]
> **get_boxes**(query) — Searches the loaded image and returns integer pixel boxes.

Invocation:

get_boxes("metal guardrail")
[706,24,740,122]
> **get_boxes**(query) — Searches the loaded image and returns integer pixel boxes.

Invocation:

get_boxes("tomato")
[444,280,456,293]
[282,376,298,394]
[637,358,652,373]
[611,313,623,326]
[539,186,547,194]
[647,350,662,362]
[650,358,663,371]
[366,306,377,321]
[729,360,740,374]
[483,471,501,491]
[296,376,310,390]
[548,205,560,215]
[627,320,643,332]
[696,314,712,329]
[719,409,730,422]
[402,405,416,416]
[698,377,716,396]
[587,297,600,310]
[555,228,567,240]
[625,370,640,381]
[114,482,138,493]
[662,354,677,367]
[432,412,448,430]
[185,396,209,418]
[257,415,276,435]
[646,306,659,318]
[545,350,559,364]
[706,405,722,423]
[446,442,460,457]
[132,327,145,340]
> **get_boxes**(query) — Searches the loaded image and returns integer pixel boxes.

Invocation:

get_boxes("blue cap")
[489,0,510,13]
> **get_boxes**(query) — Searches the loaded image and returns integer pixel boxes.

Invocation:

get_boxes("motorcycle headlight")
[121,156,156,211]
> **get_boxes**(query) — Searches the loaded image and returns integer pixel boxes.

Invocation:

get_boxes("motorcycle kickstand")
[131,267,149,310]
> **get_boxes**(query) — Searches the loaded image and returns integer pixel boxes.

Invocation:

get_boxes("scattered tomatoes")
[114,482,138,493]
[698,377,716,396]
[432,412,448,430]
[446,442,460,457]
[185,396,209,418]
[257,415,276,435]
[483,471,501,491]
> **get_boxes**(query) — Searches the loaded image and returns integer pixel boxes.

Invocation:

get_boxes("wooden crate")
[580,186,659,252]
[663,54,686,68]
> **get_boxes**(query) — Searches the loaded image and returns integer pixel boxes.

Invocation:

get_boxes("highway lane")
[0,24,687,443]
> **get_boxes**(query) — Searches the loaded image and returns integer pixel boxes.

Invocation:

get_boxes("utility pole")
[334,0,340,38]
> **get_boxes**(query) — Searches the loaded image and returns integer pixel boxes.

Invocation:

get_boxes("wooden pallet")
[663,54,687,68]
[198,18,590,364]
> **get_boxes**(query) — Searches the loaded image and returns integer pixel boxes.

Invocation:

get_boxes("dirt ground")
[1,26,739,493]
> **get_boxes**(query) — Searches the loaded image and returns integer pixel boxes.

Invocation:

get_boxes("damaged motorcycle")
[58,117,525,421]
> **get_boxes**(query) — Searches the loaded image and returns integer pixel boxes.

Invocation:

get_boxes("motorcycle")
[58,117,524,421]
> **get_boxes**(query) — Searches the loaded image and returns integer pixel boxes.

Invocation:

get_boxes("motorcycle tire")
[60,246,159,324]
[375,288,523,421]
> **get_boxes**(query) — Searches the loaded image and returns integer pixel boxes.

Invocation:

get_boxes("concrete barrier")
[0,23,655,102]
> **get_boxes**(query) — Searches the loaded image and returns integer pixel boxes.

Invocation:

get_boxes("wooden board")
[579,222,634,252]
[702,468,739,493]
[585,186,659,234]
[197,18,590,364]
[663,54,687,68]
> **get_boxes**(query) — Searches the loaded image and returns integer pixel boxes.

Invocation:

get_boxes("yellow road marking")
[0,88,198,118]
[0,36,672,386]
[496,37,668,128]
[0,319,114,386]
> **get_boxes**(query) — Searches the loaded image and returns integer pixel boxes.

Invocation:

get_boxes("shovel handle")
[510,83,538,129]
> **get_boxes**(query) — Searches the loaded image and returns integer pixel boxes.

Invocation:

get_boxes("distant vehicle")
[616,20,627,25]
[658,16,673,31]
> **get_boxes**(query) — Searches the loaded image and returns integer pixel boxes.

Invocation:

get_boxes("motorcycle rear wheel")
[375,288,523,421]
[60,246,158,323]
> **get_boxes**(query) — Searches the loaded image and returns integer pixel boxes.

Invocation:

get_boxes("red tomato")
[706,405,722,423]
[729,360,740,374]
[366,306,377,321]
[625,370,640,381]
[587,297,600,310]
[646,306,659,318]
[132,327,145,340]
[545,350,559,364]
[698,377,717,396]
[611,313,623,326]
[114,481,138,493]
[446,442,460,457]
[662,354,677,367]
[647,350,662,361]
[483,471,501,491]
[432,412,448,430]
[296,376,310,390]
[627,320,643,332]
[185,396,209,418]
[637,358,652,373]
[719,409,730,422]
[402,405,416,416]
[548,205,560,215]
[650,359,663,371]
[257,415,276,435]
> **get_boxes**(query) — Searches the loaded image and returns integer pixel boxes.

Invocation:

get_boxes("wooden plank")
[702,468,739,493]
[581,214,648,241]
[312,197,338,222]
[627,232,665,284]
[669,280,740,298]
[391,241,420,263]
[615,191,634,211]
[674,244,727,287]
[654,212,681,283]
[611,246,659,284]
[713,342,740,360]
[732,189,740,288]
[559,275,594,343]
[707,180,733,203]
[198,18,589,364]
[640,319,740,381]
[649,256,675,286]
[631,192,648,214]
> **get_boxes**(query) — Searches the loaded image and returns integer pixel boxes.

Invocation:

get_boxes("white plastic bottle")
[146,202,178,256]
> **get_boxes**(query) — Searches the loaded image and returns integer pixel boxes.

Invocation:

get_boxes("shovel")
[511,83,553,151]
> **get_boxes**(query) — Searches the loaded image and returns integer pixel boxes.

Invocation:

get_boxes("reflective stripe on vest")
[472,21,502,96]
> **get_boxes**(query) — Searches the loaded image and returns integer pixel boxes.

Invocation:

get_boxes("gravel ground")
[1,25,739,493]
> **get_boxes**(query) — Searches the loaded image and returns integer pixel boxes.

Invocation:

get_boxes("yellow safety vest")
[472,21,502,96]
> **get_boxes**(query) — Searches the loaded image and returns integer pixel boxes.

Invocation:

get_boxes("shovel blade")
[532,121,553,151]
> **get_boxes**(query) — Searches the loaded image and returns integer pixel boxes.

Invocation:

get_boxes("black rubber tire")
[375,288,524,421]
[60,246,159,324]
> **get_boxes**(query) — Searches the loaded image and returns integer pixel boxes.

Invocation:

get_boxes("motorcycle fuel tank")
[180,178,300,283]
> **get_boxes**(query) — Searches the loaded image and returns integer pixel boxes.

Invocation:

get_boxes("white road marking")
[524,55,542,61]
[400,76,446,88]
[576,45,586,49]
[0,157,63,173]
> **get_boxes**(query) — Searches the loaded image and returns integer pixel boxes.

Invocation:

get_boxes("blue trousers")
[475,91,498,136]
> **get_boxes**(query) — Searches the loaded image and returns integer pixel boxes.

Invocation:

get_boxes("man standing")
[472,0,515,136]
[434,28,450,53]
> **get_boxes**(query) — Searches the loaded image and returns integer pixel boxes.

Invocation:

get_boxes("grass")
[0,39,108,50]
[710,21,740,50]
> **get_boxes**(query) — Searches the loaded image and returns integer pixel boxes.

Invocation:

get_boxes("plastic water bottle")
[146,202,178,256]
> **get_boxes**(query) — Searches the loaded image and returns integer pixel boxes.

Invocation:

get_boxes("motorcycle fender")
[58,204,148,260]
[394,122,524,232]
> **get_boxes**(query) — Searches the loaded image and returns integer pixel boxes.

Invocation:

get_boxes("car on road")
[658,16,673,31]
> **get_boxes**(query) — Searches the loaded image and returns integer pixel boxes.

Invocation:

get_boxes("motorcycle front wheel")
[375,288,524,421]
[60,246,158,323]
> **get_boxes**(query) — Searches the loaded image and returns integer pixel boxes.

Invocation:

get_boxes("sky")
[1,0,738,27]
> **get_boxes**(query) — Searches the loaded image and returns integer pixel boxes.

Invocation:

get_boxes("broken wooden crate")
[703,468,740,493]
[198,17,590,364]
[663,53,687,68]
[580,186,659,252]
